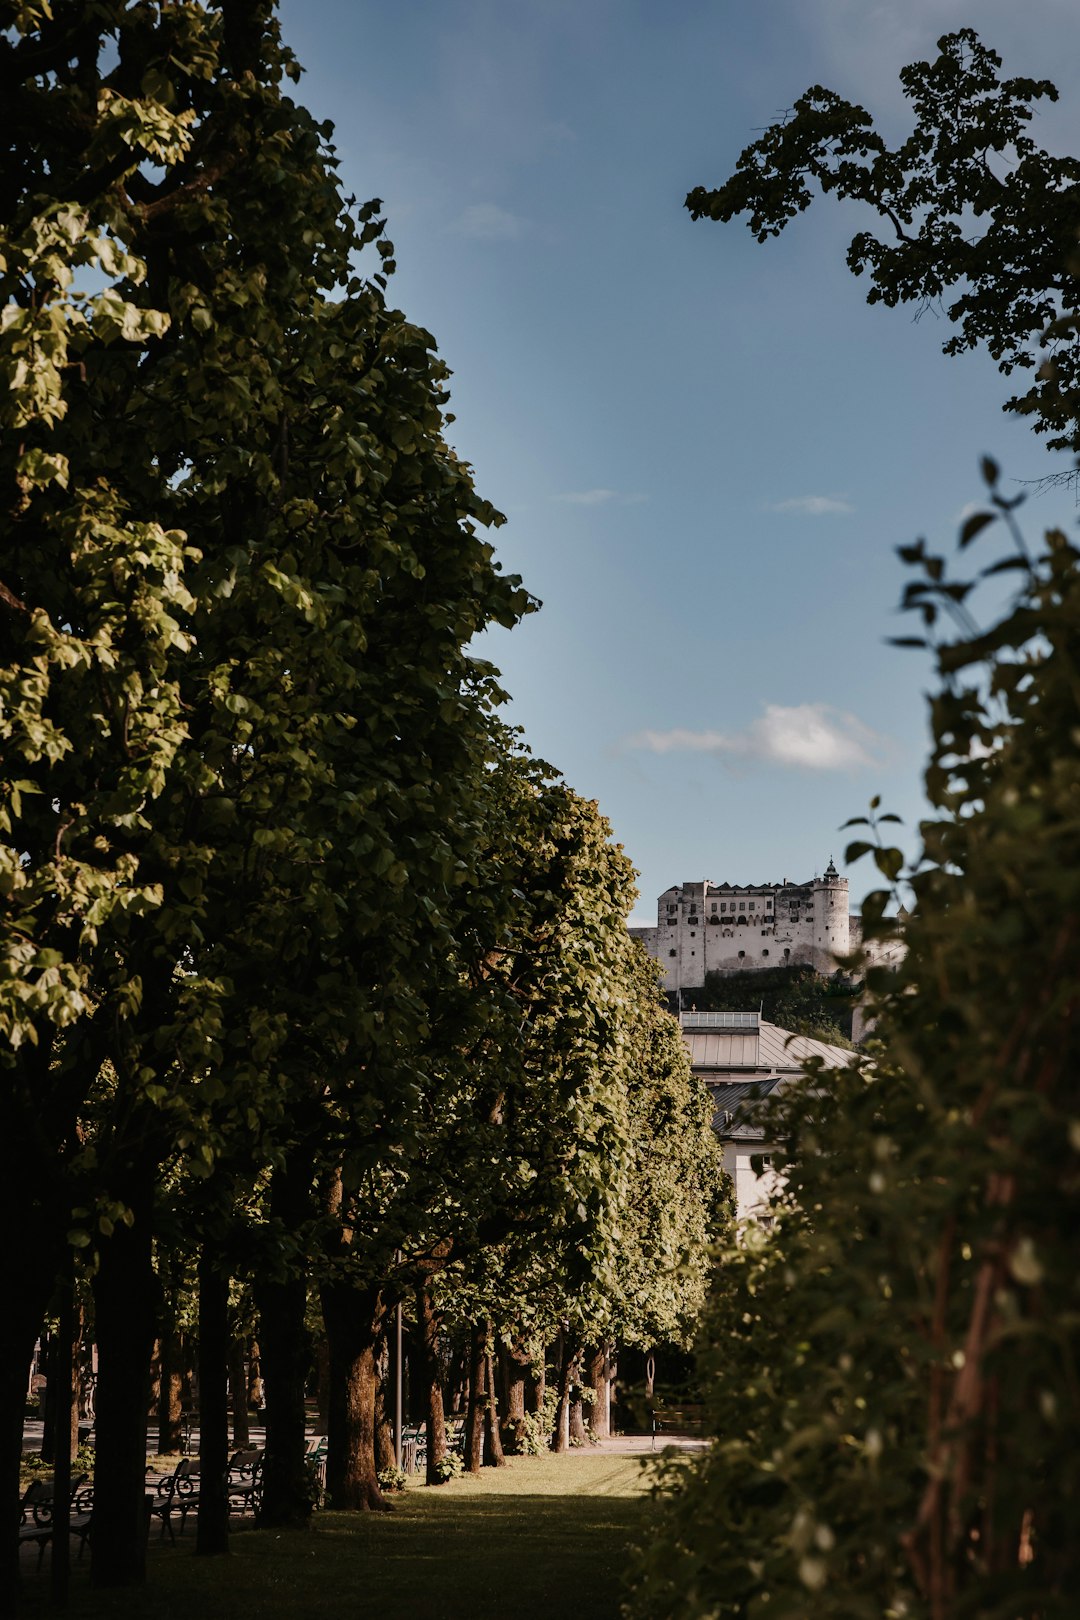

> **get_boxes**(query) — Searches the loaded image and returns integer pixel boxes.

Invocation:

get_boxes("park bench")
[399,1424,424,1474]
[18,1476,92,1567]
[650,1404,707,1449]
[155,1449,272,1537]
[304,1435,328,1496]
[226,1447,263,1516]
[152,1458,201,1541]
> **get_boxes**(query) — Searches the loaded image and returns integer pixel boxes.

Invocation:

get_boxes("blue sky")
[280,0,1080,922]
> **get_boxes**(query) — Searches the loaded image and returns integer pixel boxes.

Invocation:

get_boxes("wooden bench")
[650,1404,707,1449]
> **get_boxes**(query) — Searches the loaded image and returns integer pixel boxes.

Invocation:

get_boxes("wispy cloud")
[449,203,528,241]
[554,489,648,507]
[767,494,854,516]
[625,703,886,772]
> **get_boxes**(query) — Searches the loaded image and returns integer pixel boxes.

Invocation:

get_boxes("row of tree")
[0,2,725,1608]
[631,30,1080,1619]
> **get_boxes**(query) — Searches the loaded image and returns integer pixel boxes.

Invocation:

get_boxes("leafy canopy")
[688,29,1080,452]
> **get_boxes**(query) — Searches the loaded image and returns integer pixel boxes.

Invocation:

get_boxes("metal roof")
[680,1014,853,1143]
[680,1018,853,1074]
[706,1076,786,1140]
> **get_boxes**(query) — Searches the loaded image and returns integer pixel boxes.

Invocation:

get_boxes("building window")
[711,902,718,912]
[721,903,727,912]
[749,901,755,910]
[783,948,791,959]
[669,950,677,958]
[738,950,745,959]
[762,949,769,957]
[690,931,695,937]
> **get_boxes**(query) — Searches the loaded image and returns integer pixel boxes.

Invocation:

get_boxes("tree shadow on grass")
[18,1491,650,1620]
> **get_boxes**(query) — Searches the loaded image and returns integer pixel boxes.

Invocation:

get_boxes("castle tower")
[812,856,849,969]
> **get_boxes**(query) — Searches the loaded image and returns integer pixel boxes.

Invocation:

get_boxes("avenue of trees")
[630,31,1080,1620]
[0,2,725,1609]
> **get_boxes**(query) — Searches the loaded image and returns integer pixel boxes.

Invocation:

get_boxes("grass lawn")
[20,1451,655,1620]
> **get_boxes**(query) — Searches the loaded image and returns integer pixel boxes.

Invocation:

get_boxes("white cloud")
[449,203,528,241]
[625,703,886,771]
[767,494,854,515]
[554,489,648,506]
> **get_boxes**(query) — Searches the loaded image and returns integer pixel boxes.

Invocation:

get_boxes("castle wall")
[636,863,854,991]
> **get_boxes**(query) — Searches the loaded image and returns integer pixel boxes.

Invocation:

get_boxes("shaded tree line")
[0,2,726,1609]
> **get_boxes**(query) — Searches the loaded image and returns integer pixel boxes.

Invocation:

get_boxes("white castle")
[629,858,890,993]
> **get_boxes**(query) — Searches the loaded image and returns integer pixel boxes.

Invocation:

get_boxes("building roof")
[706,1075,787,1141]
[678,1011,853,1142]
[679,1012,853,1074]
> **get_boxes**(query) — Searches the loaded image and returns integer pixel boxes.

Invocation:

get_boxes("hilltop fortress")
[629,858,900,993]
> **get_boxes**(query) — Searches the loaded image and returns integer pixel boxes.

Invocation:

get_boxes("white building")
[678,1009,854,1220]
[630,858,891,992]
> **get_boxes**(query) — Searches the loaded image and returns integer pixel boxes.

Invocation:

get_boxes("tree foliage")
[690,964,855,1046]
[2,3,722,1594]
[629,466,1080,1617]
[687,29,1080,452]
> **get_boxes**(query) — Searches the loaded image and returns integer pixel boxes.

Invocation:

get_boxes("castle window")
[762,949,770,957]
[668,950,677,958]
[783,948,791,959]
[738,950,746,959]
[690,932,695,938]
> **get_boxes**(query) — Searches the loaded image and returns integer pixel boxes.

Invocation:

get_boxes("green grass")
[21,1452,654,1620]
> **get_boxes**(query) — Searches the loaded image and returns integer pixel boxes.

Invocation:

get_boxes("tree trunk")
[196,1246,230,1556]
[254,1156,314,1530]
[529,1354,546,1416]
[552,1333,582,1454]
[228,1335,250,1446]
[485,1352,507,1466]
[40,1334,57,1466]
[374,1349,395,1472]
[321,1279,389,1511]
[465,1320,486,1474]
[253,1270,312,1527]
[247,1338,264,1411]
[157,1324,183,1453]
[312,1332,330,1434]
[500,1339,529,1453]
[90,1189,158,1587]
[447,1340,469,1414]
[585,1343,613,1440]
[416,1283,448,1484]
